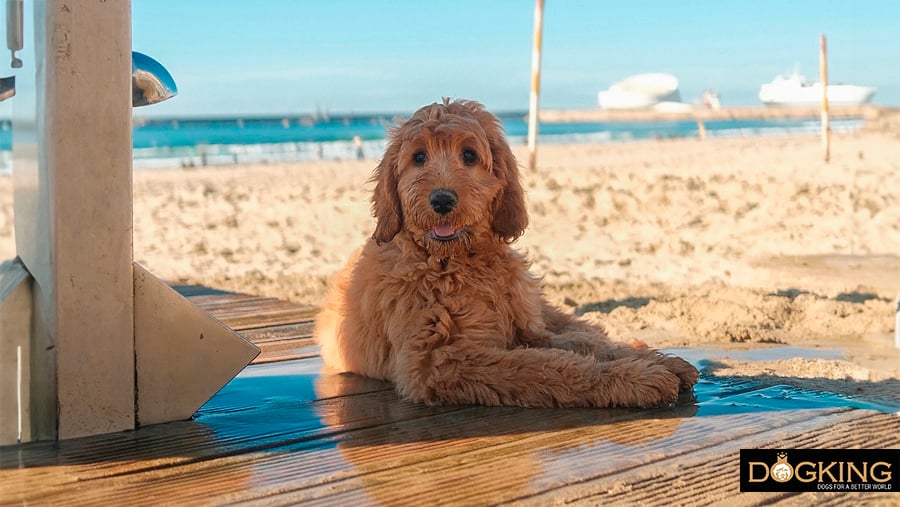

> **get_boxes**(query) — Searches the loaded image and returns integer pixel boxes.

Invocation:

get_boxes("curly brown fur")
[315,99,698,408]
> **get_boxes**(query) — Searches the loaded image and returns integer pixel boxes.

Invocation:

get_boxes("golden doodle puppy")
[315,99,698,408]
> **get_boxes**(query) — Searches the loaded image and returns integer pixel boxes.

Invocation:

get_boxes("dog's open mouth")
[429,224,463,242]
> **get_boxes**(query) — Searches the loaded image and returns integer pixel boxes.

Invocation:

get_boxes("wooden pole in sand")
[820,34,830,163]
[527,0,544,171]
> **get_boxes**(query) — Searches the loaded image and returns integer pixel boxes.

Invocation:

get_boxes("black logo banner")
[740,449,898,492]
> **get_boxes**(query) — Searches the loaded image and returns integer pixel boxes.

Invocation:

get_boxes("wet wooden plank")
[239,322,315,344]
[238,321,317,364]
[263,408,857,506]
[189,294,283,314]
[1,360,402,498]
[253,342,318,363]
[3,291,898,506]
[1,362,474,505]
[4,381,883,507]
[174,287,319,332]
[545,411,900,506]
[173,291,320,362]
[193,296,297,316]
[0,355,872,506]
[214,305,318,331]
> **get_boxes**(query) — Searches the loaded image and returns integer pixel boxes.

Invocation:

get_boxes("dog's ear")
[455,100,528,241]
[490,138,528,242]
[370,130,403,244]
[477,112,528,242]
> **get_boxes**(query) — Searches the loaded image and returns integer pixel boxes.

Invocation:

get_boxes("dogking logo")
[740,449,898,493]
[770,453,793,483]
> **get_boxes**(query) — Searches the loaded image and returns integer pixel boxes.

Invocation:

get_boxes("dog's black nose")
[429,188,458,215]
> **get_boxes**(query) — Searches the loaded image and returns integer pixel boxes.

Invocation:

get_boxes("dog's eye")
[412,150,427,166]
[462,149,478,166]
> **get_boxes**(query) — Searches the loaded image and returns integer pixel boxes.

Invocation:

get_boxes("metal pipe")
[6,0,23,68]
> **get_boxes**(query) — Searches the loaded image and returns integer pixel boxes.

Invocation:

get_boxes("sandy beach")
[1,131,897,401]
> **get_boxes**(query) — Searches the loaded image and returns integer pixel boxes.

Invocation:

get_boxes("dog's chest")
[396,256,526,340]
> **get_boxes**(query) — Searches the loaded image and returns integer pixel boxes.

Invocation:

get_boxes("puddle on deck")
[690,374,898,416]
[186,345,898,501]
[674,346,899,416]
[198,345,899,436]
[6,349,896,506]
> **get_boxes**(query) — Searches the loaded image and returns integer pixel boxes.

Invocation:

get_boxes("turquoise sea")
[0,113,864,171]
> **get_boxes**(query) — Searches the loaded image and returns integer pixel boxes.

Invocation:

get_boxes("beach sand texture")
[0,132,897,400]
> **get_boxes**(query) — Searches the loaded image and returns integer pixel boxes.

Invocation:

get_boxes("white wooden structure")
[0,0,258,444]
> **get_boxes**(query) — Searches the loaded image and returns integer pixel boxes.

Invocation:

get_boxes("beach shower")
[2,0,22,102]
[3,0,176,106]
[132,51,177,107]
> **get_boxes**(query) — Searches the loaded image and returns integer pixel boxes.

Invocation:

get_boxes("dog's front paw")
[603,359,681,408]
[632,363,682,407]
[657,354,699,391]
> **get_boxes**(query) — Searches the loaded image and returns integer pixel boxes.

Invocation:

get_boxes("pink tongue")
[432,224,456,237]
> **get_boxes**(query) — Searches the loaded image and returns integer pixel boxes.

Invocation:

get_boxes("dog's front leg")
[537,303,699,391]
[392,336,681,409]
[547,333,699,392]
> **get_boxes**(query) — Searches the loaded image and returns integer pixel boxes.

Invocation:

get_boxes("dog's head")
[370,99,527,257]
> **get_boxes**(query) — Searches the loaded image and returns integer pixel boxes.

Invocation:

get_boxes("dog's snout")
[429,189,458,215]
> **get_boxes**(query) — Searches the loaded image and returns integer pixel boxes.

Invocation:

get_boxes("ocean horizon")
[0,113,864,171]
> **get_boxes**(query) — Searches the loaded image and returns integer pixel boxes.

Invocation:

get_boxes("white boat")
[758,72,876,107]
[598,73,682,109]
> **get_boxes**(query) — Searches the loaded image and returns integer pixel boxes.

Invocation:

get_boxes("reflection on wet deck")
[1,289,897,505]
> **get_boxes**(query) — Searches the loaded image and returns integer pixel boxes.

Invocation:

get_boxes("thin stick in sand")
[820,34,830,163]
[526,0,544,171]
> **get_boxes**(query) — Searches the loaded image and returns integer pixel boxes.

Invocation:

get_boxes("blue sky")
[132,0,900,117]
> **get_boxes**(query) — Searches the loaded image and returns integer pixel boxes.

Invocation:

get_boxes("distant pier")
[539,104,891,123]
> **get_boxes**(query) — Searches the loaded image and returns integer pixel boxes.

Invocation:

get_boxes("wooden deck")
[1,288,897,506]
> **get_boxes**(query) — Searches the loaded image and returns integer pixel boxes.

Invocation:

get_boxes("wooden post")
[526,0,544,171]
[2,0,258,443]
[820,34,830,163]
[12,0,137,439]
